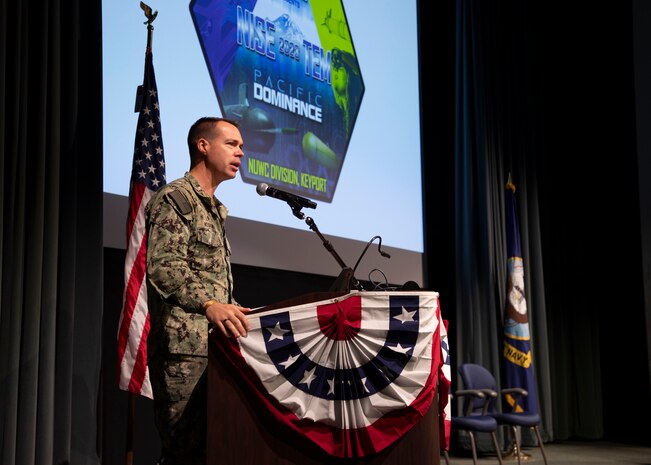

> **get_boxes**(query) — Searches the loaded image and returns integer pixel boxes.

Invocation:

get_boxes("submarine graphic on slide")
[225,83,340,169]
[224,83,297,153]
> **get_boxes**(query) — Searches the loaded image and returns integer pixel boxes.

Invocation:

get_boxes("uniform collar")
[184,172,229,221]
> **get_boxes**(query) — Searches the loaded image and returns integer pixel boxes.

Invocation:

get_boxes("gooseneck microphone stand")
[288,200,361,292]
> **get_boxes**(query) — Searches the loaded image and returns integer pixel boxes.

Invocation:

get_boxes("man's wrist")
[202,299,218,311]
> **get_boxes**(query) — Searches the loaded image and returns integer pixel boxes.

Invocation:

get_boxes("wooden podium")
[207,292,441,465]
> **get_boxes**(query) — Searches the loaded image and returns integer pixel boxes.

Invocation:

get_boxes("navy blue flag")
[502,179,539,414]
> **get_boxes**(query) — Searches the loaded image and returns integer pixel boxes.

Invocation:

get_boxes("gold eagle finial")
[140,2,158,25]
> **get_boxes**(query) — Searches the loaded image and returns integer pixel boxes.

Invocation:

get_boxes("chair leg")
[510,426,521,465]
[490,432,504,465]
[532,426,548,465]
[467,431,479,465]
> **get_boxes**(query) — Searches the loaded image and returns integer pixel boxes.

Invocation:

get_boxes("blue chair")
[443,389,503,465]
[458,363,548,465]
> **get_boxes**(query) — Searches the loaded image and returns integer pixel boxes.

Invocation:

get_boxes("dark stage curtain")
[452,0,556,446]
[0,1,103,464]
[448,0,646,447]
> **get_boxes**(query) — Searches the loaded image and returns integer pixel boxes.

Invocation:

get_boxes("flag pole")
[124,7,158,465]
[125,393,135,465]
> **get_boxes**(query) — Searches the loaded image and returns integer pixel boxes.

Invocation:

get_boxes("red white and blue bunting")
[215,291,444,458]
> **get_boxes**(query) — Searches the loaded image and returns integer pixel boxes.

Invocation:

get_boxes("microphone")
[256,183,317,209]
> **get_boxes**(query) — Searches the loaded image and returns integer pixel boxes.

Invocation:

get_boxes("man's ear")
[197,138,208,155]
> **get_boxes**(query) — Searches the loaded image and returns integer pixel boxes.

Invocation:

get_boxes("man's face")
[202,122,244,182]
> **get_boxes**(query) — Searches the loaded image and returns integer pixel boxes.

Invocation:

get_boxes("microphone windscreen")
[256,183,269,196]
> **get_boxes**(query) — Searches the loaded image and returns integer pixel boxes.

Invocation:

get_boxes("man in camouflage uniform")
[146,117,251,465]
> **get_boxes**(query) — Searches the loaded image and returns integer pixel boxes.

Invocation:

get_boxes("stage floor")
[443,440,650,465]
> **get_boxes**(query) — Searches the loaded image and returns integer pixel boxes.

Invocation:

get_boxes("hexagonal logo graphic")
[190,0,364,203]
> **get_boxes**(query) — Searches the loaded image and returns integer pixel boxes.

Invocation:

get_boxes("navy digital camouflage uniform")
[145,172,237,465]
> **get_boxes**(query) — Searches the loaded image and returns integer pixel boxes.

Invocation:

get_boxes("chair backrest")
[458,363,499,414]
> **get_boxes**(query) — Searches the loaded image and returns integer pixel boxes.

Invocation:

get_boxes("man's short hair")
[187,117,239,163]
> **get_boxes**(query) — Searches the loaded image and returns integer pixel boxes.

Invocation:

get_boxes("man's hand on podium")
[205,301,251,338]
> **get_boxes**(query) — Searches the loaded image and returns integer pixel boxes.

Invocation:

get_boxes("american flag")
[116,50,166,399]
[214,291,444,457]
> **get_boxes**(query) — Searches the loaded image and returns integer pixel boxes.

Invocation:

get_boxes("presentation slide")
[103,0,423,285]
